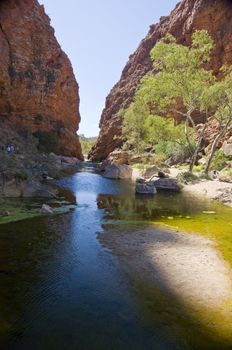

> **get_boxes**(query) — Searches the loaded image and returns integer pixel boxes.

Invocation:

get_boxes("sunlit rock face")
[0,0,83,159]
[90,0,232,161]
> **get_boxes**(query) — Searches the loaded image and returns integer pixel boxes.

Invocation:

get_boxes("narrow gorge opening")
[1,1,232,350]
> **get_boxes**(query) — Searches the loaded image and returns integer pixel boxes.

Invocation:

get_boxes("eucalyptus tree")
[135,30,215,172]
[204,69,232,174]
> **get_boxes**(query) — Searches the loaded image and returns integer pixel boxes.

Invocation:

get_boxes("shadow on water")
[0,165,232,349]
[99,222,232,350]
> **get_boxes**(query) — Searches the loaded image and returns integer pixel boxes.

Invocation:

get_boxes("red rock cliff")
[90,0,232,161]
[0,0,83,158]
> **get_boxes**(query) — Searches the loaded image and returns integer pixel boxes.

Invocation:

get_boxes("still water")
[0,166,232,350]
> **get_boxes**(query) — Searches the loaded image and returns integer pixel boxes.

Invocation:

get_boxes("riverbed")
[1,165,232,349]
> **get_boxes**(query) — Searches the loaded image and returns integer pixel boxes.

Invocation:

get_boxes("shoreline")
[99,224,232,348]
[168,167,232,207]
[184,179,232,208]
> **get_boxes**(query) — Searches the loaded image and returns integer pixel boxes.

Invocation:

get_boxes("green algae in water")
[99,193,232,349]
[99,191,232,266]
[0,198,76,225]
[153,200,232,267]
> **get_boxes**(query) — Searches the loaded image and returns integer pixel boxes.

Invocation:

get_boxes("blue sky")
[39,0,179,137]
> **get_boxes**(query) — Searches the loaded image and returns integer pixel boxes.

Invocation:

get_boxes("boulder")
[222,137,232,158]
[136,178,157,195]
[1,179,58,198]
[144,166,159,179]
[100,149,130,171]
[40,204,53,214]
[107,149,130,165]
[152,177,180,192]
[103,164,132,179]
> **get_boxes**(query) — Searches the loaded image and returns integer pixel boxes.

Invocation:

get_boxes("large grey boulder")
[1,179,58,198]
[152,177,180,192]
[103,164,132,179]
[135,178,157,195]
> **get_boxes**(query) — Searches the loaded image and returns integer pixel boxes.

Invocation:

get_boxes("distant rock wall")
[90,0,232,161]
[0,0,83,158]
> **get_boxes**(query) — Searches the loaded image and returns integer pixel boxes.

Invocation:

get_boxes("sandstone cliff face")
[90,0,232,161]
[0,0,83,158]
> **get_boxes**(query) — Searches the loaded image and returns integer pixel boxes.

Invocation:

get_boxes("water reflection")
[97,191,213,222]
[0,169,232,349]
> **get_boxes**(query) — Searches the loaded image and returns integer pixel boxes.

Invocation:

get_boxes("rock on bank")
[0,0,83,159]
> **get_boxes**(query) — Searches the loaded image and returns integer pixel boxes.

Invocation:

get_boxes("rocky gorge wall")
[0,0,83,158]
[90,0,232,161]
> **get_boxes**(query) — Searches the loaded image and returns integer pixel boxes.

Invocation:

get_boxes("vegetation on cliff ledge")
[121,30,232,177]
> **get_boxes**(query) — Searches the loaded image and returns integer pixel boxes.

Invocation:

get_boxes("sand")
[184,180,232,207]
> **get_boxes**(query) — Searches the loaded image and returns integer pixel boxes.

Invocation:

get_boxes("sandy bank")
[184,180,232,207]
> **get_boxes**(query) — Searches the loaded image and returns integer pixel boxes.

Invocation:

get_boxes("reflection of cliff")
[90,0,232,161]
[0,0,82,158]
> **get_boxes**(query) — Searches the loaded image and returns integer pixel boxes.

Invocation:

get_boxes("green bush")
[198,173,212,180]
[79,134,97,156]
[149,153,167,167]
[177,172,198,185]
[218,168,232,182]
[193,164,205,173]
[210,150,229,171]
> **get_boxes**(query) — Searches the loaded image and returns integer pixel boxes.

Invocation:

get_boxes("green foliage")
[206,69,232,127]
[218,168,232,182]
[147,30,214,114]
[121,102,150,154]
[122,103,194,163]
[177,172,198,185]
[148,153,167,167]
[79,134,97,156]
[198,172,212,180]
[33,131,57,153]
[121,30,216,170]
[193,164,205,173]
[211,150,229,171]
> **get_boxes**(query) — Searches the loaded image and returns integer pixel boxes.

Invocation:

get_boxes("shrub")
[149,153,167,167]
[218,168,232,182]
[79,134,97,156]
[177,172,198,185]
[210,150,229,171]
